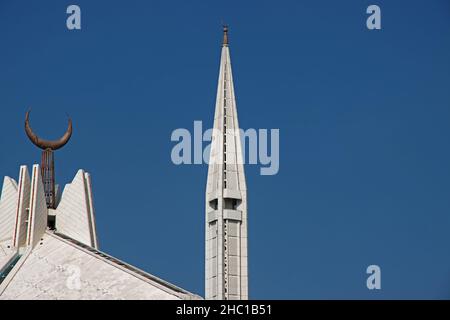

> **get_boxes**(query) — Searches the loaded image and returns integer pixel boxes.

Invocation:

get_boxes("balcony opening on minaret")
[224,198,238,210]
[209,199,218,210]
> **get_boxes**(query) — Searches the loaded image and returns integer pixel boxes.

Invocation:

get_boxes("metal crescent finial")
[25,110,73,151]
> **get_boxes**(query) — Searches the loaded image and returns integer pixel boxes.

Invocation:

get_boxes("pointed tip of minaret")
[222,25,229,46]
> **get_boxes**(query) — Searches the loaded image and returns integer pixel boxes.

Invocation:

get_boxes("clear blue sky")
[1,0,450,299]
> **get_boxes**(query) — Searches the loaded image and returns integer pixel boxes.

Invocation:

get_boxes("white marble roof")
[0,232,201,300]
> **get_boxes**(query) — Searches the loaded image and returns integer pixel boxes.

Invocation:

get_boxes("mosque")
[0,27,247,300]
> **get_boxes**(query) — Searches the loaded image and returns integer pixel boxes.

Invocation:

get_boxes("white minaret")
[205,26,248,300]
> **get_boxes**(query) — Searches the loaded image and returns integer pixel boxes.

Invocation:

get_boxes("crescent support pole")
[41,148,56,209]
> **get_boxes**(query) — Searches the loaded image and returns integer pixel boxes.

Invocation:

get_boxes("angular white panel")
[84,172,98,249]
[55,170,98,248]
[27,165,48,247]
[0,177,18,242]
[12,166,31,248]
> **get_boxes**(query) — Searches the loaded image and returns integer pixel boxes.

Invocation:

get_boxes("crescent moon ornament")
[25,110,73,151]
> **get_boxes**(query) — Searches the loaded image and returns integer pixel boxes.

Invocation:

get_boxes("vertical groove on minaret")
[223,61,228,300]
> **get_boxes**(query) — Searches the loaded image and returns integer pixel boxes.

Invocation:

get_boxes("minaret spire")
[205,26,248,300]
